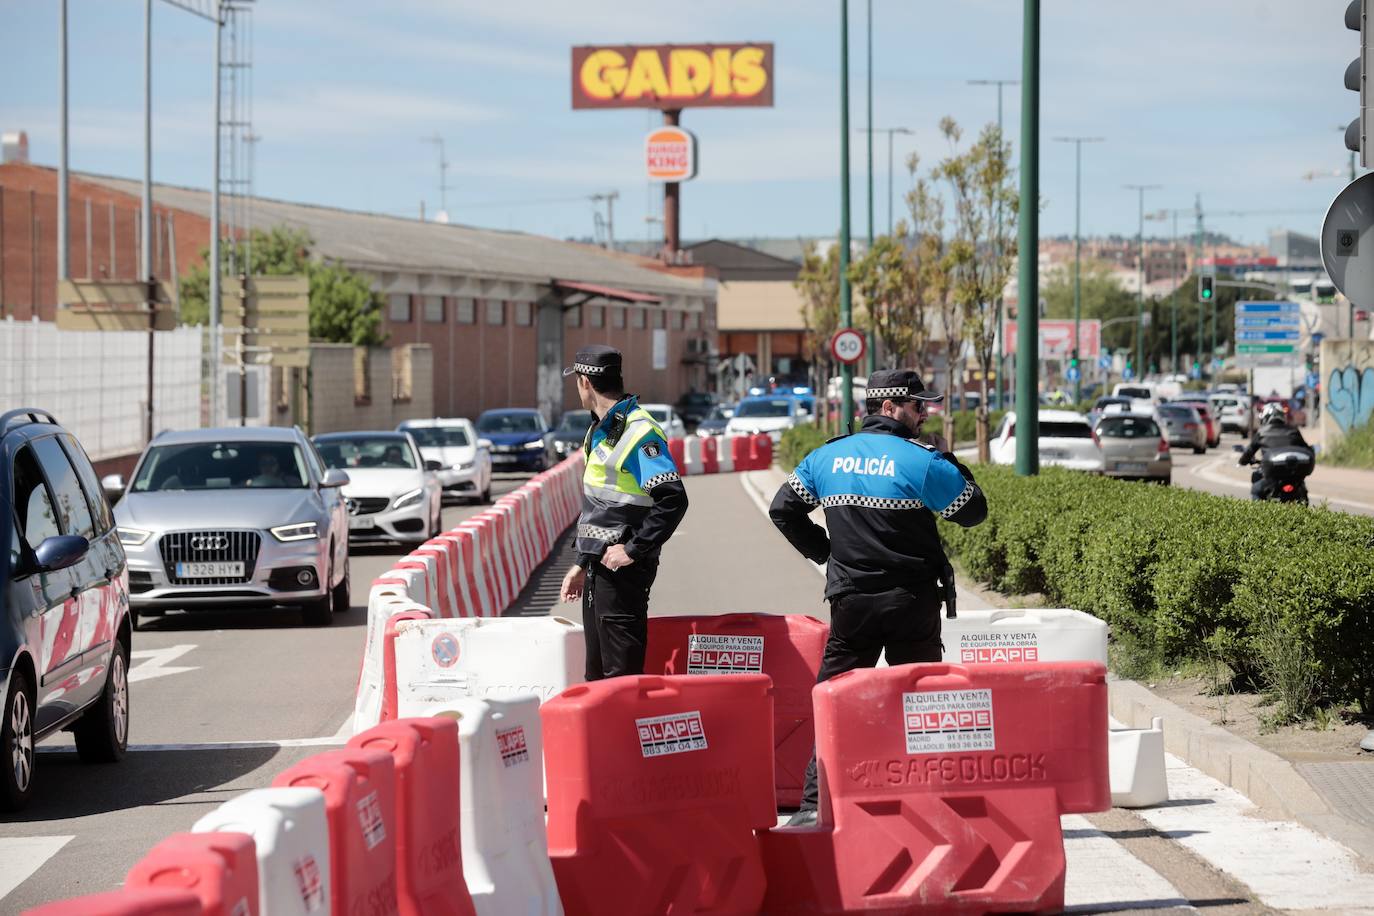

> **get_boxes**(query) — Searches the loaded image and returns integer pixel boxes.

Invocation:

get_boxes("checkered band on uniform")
[643,471,680,490]
[785,472,819,506]
[866,386,911,399]
[574,362,607,375]
[940,481,977,519]
[578,523,622,542]
[820,494,925,510]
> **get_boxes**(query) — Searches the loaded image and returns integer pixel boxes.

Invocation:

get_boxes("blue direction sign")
[1234,301,1301,368]
[1122,366,1134,381]
[1066,365,1081,382]
[1098,355,1112,370]
[1237,330,1301,341]
[1306,371,1320,389]
[1236,301,1300,314]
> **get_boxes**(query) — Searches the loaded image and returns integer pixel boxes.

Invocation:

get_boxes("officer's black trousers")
[798,584,944,811]
[582,558,659,681]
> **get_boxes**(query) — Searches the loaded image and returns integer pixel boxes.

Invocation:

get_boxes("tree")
[904,151,953,387]
[934,118,1017,461]
[178,225,385,345]
[848,235,923,370]
[1040,258,1139,352]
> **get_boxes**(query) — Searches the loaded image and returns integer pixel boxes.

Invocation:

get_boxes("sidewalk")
[741,464,1374,866]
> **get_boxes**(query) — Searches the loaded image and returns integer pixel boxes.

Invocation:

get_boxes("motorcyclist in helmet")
[1238,401,1311,499]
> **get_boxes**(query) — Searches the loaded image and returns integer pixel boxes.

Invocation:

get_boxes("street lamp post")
[969,78,1019,410]
[839,0,854,432]
[1052,136,1103,403]
[1124,183,1160,377]
[854,127,914,236]
[1014,0,1038,476]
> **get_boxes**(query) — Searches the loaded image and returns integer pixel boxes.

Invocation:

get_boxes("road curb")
[1110,678,1374,863]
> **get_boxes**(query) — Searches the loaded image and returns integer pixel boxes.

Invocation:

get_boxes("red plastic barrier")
[272,749,399,916]
[392,560,435,612]
[759,661,1109,916]
[749,434,773,470]
[644,613,828,808]
[434,531,481,617]
[381,609,435,722]
[700,436,720,474]
[730,435,755,471]
[666,437,686,474]
[455,520,506,614]
[350,719,476,916]
[543,674,776,916]
[23,889,202,916]
[125,832,259,916]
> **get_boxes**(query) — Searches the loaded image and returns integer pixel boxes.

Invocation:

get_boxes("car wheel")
[73,636,130,764]
[331,558,351,614]
[302,561,333,627]
[1,668,35,811]
[1193,445,1206,455]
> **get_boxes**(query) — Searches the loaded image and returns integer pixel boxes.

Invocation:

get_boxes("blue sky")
[0,0,1359,248]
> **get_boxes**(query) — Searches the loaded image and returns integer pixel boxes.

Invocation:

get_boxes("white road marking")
[40,734,348,753]
[1187,457,1374,512]
[0,836,74,901]
[127,644,199,683]
[1138,755,1374,912]
[1061,815,1191,912]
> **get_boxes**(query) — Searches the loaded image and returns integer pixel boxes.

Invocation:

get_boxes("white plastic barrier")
[375,565,429,607]
[400,552,444,616]
[434,698,563,916]
[1110,716,1169,808]
[434,531,489,618]
[355,590,433,732]
[394,616,585,709]
[716,436,735,473]
[940,607,1108,666]
[682,435,705,475]
[192,787,332,916]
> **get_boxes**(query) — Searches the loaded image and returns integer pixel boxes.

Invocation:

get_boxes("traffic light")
[1198,274,1214,302]
[1346,0,1371,168]
[1069,349,1079,371]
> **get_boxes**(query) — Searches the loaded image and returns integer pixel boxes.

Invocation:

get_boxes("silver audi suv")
[104,426,351,627]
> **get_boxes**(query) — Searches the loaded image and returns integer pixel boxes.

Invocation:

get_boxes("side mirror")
[33,534,90,573]
[101,473,127,502]
[321,469,350,488]
[424,459,444,472]
[477,438,493,450]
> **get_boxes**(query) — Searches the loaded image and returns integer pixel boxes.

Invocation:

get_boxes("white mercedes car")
[312,431,443,544]
[397,417,493,504]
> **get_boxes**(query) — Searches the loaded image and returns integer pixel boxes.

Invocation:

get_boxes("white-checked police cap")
[866,368,944,403]
[562,343,623,378]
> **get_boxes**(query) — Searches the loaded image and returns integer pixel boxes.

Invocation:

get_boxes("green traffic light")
[1201,289,1213,300]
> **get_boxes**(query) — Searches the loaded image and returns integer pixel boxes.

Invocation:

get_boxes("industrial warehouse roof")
[80,172,714,300]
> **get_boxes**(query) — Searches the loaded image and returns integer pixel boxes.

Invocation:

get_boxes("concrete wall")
[309,342,433,434]
[1319,338,1374,448]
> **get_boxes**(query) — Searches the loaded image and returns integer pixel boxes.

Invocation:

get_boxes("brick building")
[0,163,716,424]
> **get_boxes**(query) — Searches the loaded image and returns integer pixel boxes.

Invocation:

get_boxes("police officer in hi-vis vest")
[559,345,689,680]
[769,368,988,824]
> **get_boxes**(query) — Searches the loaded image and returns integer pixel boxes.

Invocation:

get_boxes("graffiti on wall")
[1326,341,1374,436]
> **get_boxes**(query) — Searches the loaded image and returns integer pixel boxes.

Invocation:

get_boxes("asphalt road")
[2,470,1364,913]
[0,475,528,911]
[1167,431,1374,516]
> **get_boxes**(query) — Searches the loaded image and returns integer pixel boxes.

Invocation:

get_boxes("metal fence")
[0,317,204,460]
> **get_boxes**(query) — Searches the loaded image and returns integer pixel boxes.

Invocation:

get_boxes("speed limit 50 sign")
[830,328,866,365]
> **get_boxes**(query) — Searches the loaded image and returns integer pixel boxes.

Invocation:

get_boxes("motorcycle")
[1233,443,1313,505]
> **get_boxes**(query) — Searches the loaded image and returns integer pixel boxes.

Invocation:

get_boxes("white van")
[1111,383,1160,413]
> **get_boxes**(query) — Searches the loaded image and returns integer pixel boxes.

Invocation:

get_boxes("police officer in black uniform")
[769,369,989,824]
[558,345,689,680]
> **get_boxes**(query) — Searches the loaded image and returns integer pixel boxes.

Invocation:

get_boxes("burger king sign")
[645,127,698,182]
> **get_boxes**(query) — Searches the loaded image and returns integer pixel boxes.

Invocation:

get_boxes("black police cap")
[562,344,623,378]
[866,368,944,403]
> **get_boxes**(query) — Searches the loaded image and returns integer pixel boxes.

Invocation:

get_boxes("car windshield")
[477,413,542,433]
[403,426,470,448]
[1116,387,1152,399]
[680,393,713,407]
[735,399,793,418]
[704,406,731,422]
[1094,398,1130,410]
[1098,417,1160,438]
[1157,405,1194,420]
[557,411,592,433]
[132,441,309,492]
[1211,397,1242,409]
[1040,421,1094,439]
[315,437,416,470]
[644,407,671,423]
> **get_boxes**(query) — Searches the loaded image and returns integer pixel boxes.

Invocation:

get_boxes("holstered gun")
[941,563,957,620]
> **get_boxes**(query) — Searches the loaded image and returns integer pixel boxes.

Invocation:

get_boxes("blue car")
[475,408,554,473]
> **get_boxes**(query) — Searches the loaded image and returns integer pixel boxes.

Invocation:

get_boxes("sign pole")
[663,109,681,256]
[1015,0,1039,475]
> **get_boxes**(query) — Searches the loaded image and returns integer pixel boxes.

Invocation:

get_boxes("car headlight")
[458,461,475,471]
[392,488,424,509]
[270,521,319,542]
[523,440,545,450]
[117,526,151,547]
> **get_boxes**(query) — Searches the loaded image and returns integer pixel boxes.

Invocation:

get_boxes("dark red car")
[1171,400,1220,448]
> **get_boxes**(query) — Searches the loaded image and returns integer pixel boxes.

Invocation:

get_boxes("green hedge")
[778,424,828,471]
[939,465,1374,716]
[1323,419,1374,470]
